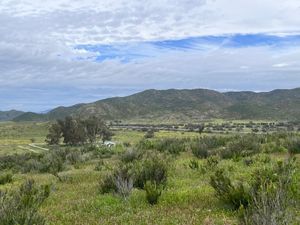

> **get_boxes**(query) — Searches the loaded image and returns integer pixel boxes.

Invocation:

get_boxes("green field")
[0,121,299,225]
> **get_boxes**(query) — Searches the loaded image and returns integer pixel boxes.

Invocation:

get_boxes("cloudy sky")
[1,0,300,112]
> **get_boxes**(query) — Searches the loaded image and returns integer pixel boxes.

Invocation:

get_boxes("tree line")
[46,116,113,145]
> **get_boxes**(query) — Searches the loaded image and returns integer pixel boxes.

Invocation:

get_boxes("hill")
[0,110,24,121]
[12,88,300,122]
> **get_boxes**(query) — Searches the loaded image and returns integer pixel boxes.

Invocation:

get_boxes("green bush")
[120,149,141,163]
[0,179,50,225]
[94,160,104,171]
[134,152,169,189]
[40,151,65,181]
[210,169,250,210]
[0,171,13,185]
[144,130,155,139]
[99,174,117,194]
[243,158,297,225]
[138,138,186,155]
[99,163,134,198]
[220,135,261,159]
[286,137,300,154]
[144,181,162,205]
[191,143,209,159]
[206,155,220,168]
[188,159,199,170]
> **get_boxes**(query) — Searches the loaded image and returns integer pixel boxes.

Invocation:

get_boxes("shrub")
[120,149,141,163]
[0,172,13,185]
[144,181,162,205]
[22,158,44,173]
[242,158,297,225]
[138,138,186,155]
[134,152,169,189]
[243,158,254,166]
[144,130,155,139]
[40,151,65,181]
[99,174,117,194]
[94,160,104,171]
[0,179,50,225]
[191,143,209,159]
[210,169,250,210]
[114,168,133,199]
[206,155,220,168]
[286,137,300,154]
[92,146,113,158]
[220,135,261,159]
[188,159,199,170]
[66,150,82,165]
[99,163,134,198]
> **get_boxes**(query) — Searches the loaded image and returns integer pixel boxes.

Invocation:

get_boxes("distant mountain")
[0,110,25,121]
[12,88,300,122]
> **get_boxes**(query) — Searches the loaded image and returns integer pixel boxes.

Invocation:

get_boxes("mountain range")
[2,87,300,122]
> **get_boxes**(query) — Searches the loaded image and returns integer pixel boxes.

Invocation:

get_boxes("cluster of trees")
[46,116,113,145]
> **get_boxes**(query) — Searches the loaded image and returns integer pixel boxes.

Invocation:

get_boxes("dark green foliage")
[144,181,162,205]
[144,129,155,139]
[188,159,199,170]
[99,174,118,194]
[206,155,220,168]
[0,179,50,225]
[99,163,133,198]
[210,157,298,224]
[0,153,45,173]
[45,122,61,145]
[138,138,186,155]
[92,146,114,158]
[41,150,65,180]
[191,143,209,159]
[46,116,112,146]
[59,116,87,145]
[66,149,82,165]
[94,160,104,171]
[210,169,250,210]
[243,158,254,166]
[120,149,141,163]
[220,134,261,159]
[0,172,13,185]
[191,136,230,158]
[134,152,169,189]
[84,116,107,143]
[285,136,300,154]
[243,158,297,225]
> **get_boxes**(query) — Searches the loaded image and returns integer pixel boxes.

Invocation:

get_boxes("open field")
[0,121,300,225]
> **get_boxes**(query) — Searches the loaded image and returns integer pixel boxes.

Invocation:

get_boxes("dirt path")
[18,145,39,153]
[29,143,49,151]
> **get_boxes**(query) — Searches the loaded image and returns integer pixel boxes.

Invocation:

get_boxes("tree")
[83,116,106,143]
[60,117,86,146]
[45,123,62,145]
[46,116,113,146]
[198,124,205,134]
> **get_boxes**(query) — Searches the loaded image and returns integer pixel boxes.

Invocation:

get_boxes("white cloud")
[0,0,300,111]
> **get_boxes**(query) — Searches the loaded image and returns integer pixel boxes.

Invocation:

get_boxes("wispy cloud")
[0,0,300,111]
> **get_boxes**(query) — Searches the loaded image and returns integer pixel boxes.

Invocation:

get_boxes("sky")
[1,0,300,112]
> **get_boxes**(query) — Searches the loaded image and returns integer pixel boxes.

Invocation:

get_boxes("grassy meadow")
[0,121,299,225]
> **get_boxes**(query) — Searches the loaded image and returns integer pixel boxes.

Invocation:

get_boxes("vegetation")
[46,116,113,145]
[0,120,299,224]
[0,179,50,225]
[10,88,300,122]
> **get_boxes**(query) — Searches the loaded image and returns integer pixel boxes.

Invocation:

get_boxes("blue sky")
[0,0,300,112]
[75,34,300,62]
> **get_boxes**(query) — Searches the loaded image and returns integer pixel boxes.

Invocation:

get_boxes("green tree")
[45,123,62,145]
